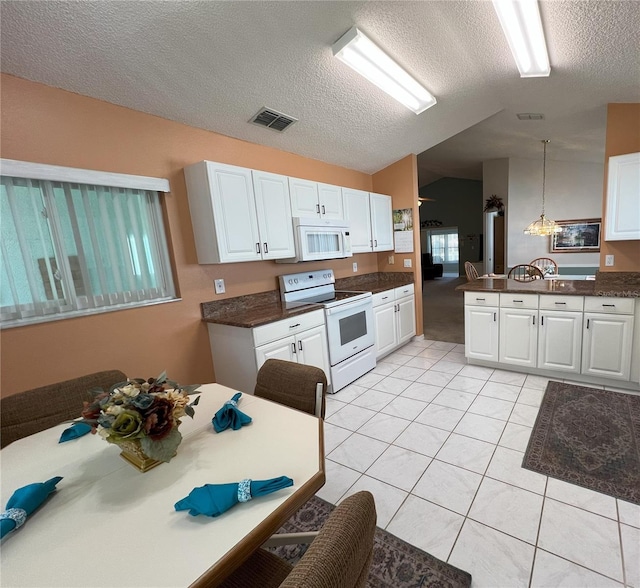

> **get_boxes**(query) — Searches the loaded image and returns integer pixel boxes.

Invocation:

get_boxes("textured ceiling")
[1,1,639,186]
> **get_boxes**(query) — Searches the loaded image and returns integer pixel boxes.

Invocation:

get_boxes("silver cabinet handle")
[256,243,261,254]
[554,301,566,305]
[289,323,300,329]
[321,205,326,215]
[292,342,296,354]
[382,296,389,300]
[541,316,544,326]
[374,239,378,247]
[476,298,485,301]
[316,204,320,214]
[602,304,615,307]
[263,242,268,253]
[298,341,303,351]
[513,299,523,303]
[586,319,590,329]
[493,313,496,321]
[533,315,536,325]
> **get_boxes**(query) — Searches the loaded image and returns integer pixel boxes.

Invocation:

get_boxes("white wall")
[506,158,603,268]
[483,159,509,273]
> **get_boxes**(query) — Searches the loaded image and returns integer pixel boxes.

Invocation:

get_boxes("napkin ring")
[225,399,238,407]
[237,479,252,503]
[1,508,27,529]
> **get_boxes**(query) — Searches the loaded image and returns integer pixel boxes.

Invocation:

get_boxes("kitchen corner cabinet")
[288,177,344,220]
[464,293,499,362]
[605,152,640,241]
[373,284,416,359]
[207,309,331,395]
[184,161,295,263]
[343,188,393,253]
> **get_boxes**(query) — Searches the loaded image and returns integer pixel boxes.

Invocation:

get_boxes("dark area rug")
[523,381,640,505]
[267,495,472,588]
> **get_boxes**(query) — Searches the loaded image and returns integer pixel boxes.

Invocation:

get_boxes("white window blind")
[1,164,176,328]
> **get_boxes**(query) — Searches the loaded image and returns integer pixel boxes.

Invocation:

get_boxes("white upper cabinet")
[343,188,393,253]
[184,161,294,264]
[289,178,344,220]
[605,152,640,241]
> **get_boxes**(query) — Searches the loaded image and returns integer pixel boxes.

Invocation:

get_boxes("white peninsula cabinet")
[373,284,416,359]
[184,161,295,263]
[464,291,637,386]
[208,309,331,395]
[464,293,499,362]
[288,178,344,220]
[343,188,393,253]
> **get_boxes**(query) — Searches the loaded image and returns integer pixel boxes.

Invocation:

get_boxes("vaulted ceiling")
[1,1,639,186]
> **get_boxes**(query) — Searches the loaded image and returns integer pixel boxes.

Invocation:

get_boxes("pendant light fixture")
[524,140,562,236]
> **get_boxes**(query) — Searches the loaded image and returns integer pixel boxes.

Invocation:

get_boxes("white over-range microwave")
[276,217,352,263]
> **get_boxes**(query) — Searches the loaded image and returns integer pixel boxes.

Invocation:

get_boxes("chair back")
[464,261,479,281]
[1,370,127,448]
[281,491,377,588]
[529,257,558,276]
[508,264,544,281]
[254,359,327,419]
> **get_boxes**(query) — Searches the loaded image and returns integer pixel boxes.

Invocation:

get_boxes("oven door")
[325,298,374,365]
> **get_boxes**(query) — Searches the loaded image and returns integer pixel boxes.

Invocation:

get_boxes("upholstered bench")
[1,370,126,448]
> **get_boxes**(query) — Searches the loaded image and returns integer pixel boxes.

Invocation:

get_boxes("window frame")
[1,159,177,329]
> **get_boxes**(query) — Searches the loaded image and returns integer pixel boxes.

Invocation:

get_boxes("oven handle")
[324,297,372,316]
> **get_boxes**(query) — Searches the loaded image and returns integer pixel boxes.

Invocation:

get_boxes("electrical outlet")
[214,279,226,294]
[403,259,412,268]
[605,255,614,267]
[388,255,395,265]
[352,262,358,272]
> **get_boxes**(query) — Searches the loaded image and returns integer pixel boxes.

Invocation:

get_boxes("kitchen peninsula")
[457,272,640,390]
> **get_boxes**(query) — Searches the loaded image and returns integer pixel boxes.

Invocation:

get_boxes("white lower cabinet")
[464,291,637,385]
[373,285,415,359]
[207,309,331,394]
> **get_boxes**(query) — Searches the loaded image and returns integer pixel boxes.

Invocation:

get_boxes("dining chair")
[254,359,327,419]
[529,257,558,276]
[0,369,127,448]
[219,491,377,588]
[508,264,545,282]
[464,261,479,281]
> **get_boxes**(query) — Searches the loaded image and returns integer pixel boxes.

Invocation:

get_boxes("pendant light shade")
[524,140,562,236]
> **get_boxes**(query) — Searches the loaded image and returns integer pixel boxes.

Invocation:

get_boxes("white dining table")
[0,383,325,587]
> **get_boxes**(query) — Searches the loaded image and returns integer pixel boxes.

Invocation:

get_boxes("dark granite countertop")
[456,272,640,298]
[202,271,415,327]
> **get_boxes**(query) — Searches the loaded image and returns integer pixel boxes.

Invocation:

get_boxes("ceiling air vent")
[249,108,298,132]
[517,113,544,120]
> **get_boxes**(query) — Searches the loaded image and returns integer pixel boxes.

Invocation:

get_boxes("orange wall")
[0,74,393,395]
[372,155,423,335]
[600,103,640,271]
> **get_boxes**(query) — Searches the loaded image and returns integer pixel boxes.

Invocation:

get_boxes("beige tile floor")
[318,338,640,588]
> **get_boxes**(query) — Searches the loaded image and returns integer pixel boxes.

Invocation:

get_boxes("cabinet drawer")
[465,292,500,306]
[395,283,414,299]
[252,309,325,346]
[539,295,584,312]
[499,293,539,309]
[584,296,635,315]
[373,289,394,307]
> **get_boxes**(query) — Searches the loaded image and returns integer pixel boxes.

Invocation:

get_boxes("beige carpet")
[422,277,466,344]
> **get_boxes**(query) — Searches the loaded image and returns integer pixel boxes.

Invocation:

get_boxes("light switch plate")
[214,279,226,294]
[352,262,358,272]
[605,255,614,266]
[403,259,412,268]
[388,255,395,265]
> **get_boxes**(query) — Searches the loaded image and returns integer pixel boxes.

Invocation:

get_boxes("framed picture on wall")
[550,218,601,253]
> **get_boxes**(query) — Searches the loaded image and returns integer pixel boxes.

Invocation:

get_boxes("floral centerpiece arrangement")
[80,372,201,467]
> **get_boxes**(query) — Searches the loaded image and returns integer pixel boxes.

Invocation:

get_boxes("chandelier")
[524,140,562,236]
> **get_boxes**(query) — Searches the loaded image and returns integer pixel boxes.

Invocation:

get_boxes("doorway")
[421,227,460,277]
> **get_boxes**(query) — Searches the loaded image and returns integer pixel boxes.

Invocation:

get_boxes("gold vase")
[118,440,162,473]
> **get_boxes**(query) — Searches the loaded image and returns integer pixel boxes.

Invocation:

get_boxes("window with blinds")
[1,161,176,328]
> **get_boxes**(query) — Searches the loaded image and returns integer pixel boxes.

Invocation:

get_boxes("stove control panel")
[279,269,335,294]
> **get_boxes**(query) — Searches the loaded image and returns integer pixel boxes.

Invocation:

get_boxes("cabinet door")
[318,183,344,220]
[374,302,397,358]
[296,324,331,384]
[397,296,416,346]
[605,152,640,241]
[370,192,393,251]
[465,305,499,362]
[187,162,261,263]
[499,308,538,367]
[343,188,372,253]
[252,171,296,260]
[582,313,634,380]
[289,177,320,218]
[255,336,295,371]
[537,311,583,374]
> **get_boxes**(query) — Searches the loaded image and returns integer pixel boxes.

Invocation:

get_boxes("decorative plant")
[79,371,201,463]
[484,194,504,212]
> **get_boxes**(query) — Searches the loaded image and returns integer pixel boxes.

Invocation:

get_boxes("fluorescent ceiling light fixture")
[332,27,437,114]
[493,0,551,77]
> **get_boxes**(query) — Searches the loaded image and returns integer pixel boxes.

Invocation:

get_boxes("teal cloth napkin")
[59,422,92,443]
[0,476,63,539]
[174,476,293,517]
[212,392,252,433]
